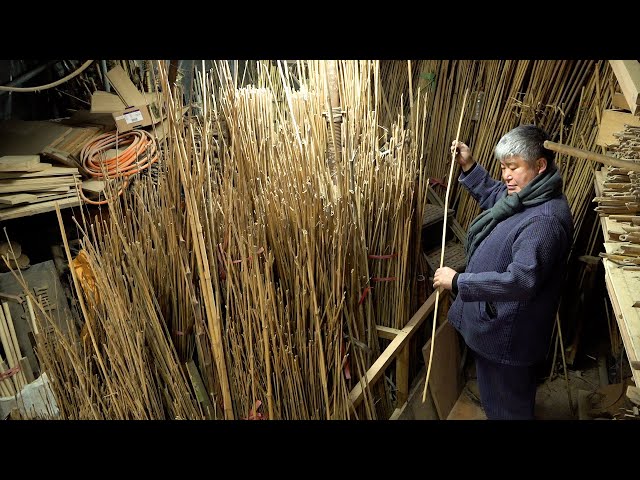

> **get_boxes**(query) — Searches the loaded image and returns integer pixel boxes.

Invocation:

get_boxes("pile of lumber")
[0,155,81,221]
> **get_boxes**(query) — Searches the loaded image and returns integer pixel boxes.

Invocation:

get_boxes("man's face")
[500,155,546,195]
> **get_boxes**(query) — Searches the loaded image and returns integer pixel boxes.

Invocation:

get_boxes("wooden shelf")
[594,169,640,387]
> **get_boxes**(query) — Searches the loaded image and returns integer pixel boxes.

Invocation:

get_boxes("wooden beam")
[544,140,640,172]
[609,60,640,115]
[348,290,438,409]
[396,345,410,406]
[376,325,401,340]
[596,109,640,147]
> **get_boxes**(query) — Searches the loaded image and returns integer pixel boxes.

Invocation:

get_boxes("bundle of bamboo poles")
[0,300,30,397]
[380,60,613,243]
[22,60,430,420]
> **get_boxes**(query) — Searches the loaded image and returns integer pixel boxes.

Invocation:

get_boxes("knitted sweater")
[448,164,573,365]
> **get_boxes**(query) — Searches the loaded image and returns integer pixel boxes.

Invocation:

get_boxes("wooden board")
[0,193,38,205]
[0,178,78,194]
[612,91,630,111]
[106,65,148,107]
[0,197,81,221]
[0,120,71,156]
[596,109,640,147]
[42,125,103,169]
[602,243,640,387]
[421,321,463,419]
[90,91,126,113]
[0,155,41,172]
[609,60,640,115]
[0,192,78,210]
[0,166,79,179]
[595,168,640,386]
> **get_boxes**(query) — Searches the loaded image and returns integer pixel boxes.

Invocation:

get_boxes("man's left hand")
[433,266,457,291]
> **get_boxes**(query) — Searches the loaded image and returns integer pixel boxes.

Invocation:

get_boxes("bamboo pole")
[2,302,28,387]
[545,140,640,172]
[422,88,469,403]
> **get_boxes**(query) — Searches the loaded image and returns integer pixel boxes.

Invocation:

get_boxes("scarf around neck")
[465,167,563,264]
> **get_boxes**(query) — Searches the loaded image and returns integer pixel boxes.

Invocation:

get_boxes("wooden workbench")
[594,169,640,387]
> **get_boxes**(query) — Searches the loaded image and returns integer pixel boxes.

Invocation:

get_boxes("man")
[432,124,573,420]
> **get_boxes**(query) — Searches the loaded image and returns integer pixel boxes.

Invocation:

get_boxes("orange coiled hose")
[79,129,159,205]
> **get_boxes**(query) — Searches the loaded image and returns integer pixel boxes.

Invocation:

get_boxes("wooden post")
[396,344,410,406]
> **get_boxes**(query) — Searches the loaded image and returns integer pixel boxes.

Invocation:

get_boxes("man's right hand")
[451,140,475,172]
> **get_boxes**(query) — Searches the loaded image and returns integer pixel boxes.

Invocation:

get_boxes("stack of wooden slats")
[0,155,81,221]
[595,124,640,269]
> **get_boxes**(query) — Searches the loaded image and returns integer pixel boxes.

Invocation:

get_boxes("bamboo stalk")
[422,88,469,403]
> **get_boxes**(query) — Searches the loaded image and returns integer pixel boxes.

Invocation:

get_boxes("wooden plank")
[81,179,105,194]
[0,180,77,194]
[0,120,71,156]
[0,192,77,210]
[602,249,640,387]
[0,166,79,179]
[421,321,462,419]
[609,60,640,115]
[612,91,630,111]
[596,109,640,147]
[348,290,437,409]
[106,65,148,107]
[376,325,400,340]
[90,91,126,113]
[0,155,41,172]
[0,193,37,205]
[0,197,81,221]
[396,345,410,406]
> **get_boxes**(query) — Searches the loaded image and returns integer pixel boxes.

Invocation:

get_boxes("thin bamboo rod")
[422,88,469,403]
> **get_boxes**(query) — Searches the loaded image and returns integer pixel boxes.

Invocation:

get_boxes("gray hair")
[494,124,555,169]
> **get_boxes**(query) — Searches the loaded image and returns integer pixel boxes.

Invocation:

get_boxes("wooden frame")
[347,290,438,417]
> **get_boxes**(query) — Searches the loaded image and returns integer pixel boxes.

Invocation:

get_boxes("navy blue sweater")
[448,164,573,366]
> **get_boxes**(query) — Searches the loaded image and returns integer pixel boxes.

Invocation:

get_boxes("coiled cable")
[79,129,159,205]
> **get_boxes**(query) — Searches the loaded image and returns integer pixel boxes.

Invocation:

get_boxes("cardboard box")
[112,104,153,133]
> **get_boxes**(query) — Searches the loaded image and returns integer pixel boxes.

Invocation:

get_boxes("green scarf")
[465,167,564,263]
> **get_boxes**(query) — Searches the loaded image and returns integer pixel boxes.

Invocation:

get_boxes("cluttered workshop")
[0,59,638,420]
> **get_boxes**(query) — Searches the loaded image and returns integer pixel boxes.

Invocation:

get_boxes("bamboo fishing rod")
[422,88,469,403]
[544,140,640,173]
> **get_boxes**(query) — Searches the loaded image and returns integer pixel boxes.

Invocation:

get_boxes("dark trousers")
[472,349,538,420]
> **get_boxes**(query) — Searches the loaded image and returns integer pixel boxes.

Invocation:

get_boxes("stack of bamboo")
[0,155,81,221]
[22,60,429,420]
[380,60,614,244]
